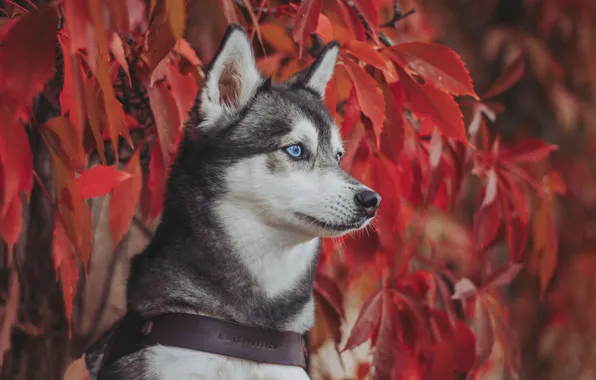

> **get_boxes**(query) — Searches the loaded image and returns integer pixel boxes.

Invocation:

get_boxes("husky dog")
[85,24,381,380]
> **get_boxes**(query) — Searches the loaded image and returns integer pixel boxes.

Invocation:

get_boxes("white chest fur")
[148,346,311,380]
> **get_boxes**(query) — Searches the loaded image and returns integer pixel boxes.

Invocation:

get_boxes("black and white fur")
[85,24,381,380]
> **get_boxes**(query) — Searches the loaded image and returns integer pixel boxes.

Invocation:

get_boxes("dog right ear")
[198,24,263,129]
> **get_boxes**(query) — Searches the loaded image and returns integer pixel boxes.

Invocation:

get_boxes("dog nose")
[355,190,381,216]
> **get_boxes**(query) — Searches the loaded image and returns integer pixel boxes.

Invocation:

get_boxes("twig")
[379,0,416,28]
[341,0,394,47]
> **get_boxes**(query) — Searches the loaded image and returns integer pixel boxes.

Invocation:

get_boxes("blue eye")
[285,144,304,158]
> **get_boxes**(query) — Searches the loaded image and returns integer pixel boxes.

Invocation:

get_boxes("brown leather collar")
[99,312,307,374]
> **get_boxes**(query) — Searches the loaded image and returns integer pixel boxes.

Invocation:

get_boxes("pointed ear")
[287,41,340,98]
[199,24,262,126]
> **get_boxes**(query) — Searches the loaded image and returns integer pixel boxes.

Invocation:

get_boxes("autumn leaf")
[165,0,186,40]
[452,278,478,300]
[109,141,145,247]
[352,0,379,38]
[499,139,558,164]
[334,0,366,41]
[315,13,333,42]
[533,197,558,298]
[482,262,523,290]
[260,22,296,54]
[343,40,389,72]
[344,59,386,148]
[42,116,86,173]
[396,65,466,141]
[343,290,383,351]
[76,165,131,199]
[0,4,58,117]
[473,296,495,371]
[482,53,525,99]
[147,80,182,166]
[292,0,323,56]
[389,42,478,99]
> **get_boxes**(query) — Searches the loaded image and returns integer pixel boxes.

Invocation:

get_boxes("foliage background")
[0,0,594,379]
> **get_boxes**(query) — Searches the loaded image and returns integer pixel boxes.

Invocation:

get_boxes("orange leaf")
[109,142,144,247]
[58,33,86,140]
[48,145,92,268]
[343,40,388,72]
[165,0,186,40]
[42,116,86,173]
[52,214,78,333]
[173,38,202,66]
[315,13,333,43]
[396,65,467,141]
[292,0,323,55]
[343,59,386,149]
[110,33,131,86]
[260,23,296,54]
[533,198,558,297]
[389,42,477,99]
[76,165,131,199]
[82,78,106,164]
[0,5,58,117]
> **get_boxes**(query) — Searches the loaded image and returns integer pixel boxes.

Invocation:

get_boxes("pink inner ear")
[218,63,241,107]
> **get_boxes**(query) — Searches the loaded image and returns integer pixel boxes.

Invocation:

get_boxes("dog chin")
[294,212,373,237]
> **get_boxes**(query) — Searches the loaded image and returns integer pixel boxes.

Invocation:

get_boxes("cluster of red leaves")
[0,0,562,378]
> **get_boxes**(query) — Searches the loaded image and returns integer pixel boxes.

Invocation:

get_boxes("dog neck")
[126,186,321,334]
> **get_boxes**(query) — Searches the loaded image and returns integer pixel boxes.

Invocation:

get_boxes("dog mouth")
[294,212,372,232]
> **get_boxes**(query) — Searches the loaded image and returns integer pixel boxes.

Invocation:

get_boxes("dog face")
[194,25,381,238]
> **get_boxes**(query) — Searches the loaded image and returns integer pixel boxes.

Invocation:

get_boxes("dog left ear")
[199,24,262,126]
[287,41,340,98]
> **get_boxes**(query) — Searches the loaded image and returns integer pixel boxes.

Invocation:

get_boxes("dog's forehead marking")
[290,118,318,150]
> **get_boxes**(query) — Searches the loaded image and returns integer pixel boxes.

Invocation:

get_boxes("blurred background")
[0,0,595,379]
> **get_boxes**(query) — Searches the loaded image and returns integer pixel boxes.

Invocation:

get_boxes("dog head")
[183,24,381,238]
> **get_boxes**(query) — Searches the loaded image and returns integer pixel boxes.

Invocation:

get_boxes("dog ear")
[199,24,262,126]
[286,41,340,98]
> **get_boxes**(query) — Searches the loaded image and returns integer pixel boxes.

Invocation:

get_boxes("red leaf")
[389,42,477,99]
[500,138,558,164]
[396,65,466,141]
[482,54,525,99]
[352,0,379,38]
[52,214,78,332]
[58,34,86,142]
[110,34,131,85]
[473,296,495,371]
[76,165,131,199]
[0,195,22,253]
[166,64,199,124]
[473,198,501,251]
[340,88,361,136]
[343,290,383,351]
[315,13,333,42]
[481,169,498,207]
[344,40,389,72]
[0,107,33,221]
[485,298,521,378]
[451,278,477,300]
[292,0,323,55]
[344,59,386,148]
[148,80,182,167]
[0,5,58,117]
[482,262,523,290]
[335,0,366,41]
[314,271,345,319]
[380,82,405,164]
[109,142,144,247]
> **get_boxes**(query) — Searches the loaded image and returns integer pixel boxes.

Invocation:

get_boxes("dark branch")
[379,0,416,28]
